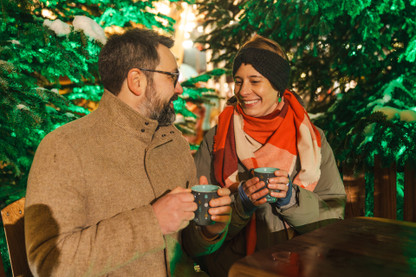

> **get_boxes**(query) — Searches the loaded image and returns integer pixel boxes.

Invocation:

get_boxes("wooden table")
[229,217,416,277]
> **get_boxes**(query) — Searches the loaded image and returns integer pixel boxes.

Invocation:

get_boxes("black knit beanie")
[232,48,290,93]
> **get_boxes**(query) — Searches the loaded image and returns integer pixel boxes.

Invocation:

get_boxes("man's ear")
[126,68,146,96]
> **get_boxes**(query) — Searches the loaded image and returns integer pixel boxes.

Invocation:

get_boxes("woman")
[194,35,346,276]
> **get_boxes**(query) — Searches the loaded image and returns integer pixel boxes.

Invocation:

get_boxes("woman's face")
[234,63,279,117]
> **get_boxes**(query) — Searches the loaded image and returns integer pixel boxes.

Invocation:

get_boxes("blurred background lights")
[41,9,56,20]
[182,40,193,48]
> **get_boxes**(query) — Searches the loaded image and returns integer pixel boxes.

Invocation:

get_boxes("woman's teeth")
[244,99,259,105]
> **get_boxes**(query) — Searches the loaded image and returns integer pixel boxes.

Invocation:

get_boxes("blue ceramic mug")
[252,167,280,203]
[191,184,220,225]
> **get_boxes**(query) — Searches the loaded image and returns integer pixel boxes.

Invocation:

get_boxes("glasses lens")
[139,68,179,87]
[173,73,179,87]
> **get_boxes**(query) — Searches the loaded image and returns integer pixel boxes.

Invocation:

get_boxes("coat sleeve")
[277,129,346,234]
[181,222,228,258]
[25,132,166,277]
[194,127,217,184]
[193,127,251,240]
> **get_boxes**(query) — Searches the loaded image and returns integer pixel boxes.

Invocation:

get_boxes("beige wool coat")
[25,91,224,277]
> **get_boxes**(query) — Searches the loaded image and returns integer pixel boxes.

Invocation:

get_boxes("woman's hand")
[267,169,290,199]
[243,169,290,205]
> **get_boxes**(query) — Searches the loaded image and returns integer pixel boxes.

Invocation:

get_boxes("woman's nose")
[235,82,249,96]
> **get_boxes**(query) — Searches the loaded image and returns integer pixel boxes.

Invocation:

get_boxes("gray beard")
[143,85,177,126]
[152,102,176,126]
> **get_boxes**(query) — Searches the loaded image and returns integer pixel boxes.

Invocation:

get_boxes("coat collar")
[97,90,159,138]
[96,90,181,147]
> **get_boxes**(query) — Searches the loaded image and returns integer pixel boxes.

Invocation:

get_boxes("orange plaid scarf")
[213,90,322,254]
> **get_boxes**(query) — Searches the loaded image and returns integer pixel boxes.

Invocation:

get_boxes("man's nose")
[174,82,183,95]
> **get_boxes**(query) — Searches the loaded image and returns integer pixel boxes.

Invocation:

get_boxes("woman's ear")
[126,68,146,96]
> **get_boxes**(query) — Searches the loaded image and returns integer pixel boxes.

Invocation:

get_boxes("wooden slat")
[1,198,33,277]
[373,155,397,219]
[0,250,6,277]
[342,166,366,218]
[404,163,416,222]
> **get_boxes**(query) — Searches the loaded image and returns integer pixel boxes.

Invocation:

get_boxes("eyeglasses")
[138,68,180,87]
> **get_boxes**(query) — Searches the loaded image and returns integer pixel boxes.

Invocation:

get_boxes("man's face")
[141,44,183,126]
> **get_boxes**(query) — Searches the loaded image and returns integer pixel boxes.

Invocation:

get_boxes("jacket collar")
[97,90,159,140]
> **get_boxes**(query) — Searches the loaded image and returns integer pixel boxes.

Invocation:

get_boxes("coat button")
[141,129,145,132]
[170,131,174,134]
[145,122,149,125]
[162,134,166,137]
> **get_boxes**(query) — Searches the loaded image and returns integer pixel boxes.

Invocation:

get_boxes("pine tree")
[0,0,209,206]
[175,68,226,149]
[195,0,416,169]
[194,0,416,221]
[1,0,205,273]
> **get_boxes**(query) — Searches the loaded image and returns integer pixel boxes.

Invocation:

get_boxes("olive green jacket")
[194,126,346,277]
[25,91,225,277]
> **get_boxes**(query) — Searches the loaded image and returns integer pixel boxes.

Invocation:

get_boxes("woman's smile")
[242,99,260,107]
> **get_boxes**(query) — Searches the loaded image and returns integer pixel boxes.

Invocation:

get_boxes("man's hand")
[242,176,269,206]
[198,176,232,238]
[152,187,197,235]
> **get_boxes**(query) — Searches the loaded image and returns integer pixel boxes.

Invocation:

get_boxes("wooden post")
[403,163,416,222]
[373,155,397,219]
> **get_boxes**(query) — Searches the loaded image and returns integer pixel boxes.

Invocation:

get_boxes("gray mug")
[191,184,220,226]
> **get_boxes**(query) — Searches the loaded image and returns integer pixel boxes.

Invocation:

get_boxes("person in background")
[24,28,231,277]
[194,35,346,276]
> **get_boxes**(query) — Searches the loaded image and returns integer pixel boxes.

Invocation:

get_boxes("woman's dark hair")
[238,35,288,61]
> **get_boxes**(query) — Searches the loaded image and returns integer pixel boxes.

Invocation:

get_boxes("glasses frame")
[138,68,180,87]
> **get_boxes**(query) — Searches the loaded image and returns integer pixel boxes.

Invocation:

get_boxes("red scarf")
[213,90,322,255]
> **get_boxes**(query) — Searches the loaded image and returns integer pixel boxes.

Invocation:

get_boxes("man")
[24,28,231,276]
